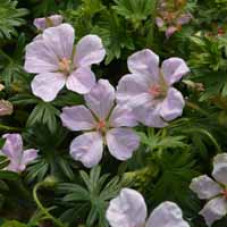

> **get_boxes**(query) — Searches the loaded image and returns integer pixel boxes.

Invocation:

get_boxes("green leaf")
[0,0,28,39]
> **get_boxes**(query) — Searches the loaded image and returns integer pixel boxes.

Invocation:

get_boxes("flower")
[116,49,189,127]
[24,23,106,102]
[190,153,227,226]
[34,15,63,31]
[0,100,13,116]
[106,188,189,227]
[0,134,38,172]
[156,13,192,38]
[60,79,140,168]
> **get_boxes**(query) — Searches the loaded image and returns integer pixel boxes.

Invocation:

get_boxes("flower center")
[96,120,106,133]
[222,188,227,199]
[59,58,71,74]
[148,84,164,98]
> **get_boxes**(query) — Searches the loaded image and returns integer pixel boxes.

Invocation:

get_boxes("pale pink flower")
[190,153,227,226]
[106,188,189,227]
[34,15,63,31]
[24,23,106,102]
[0,134,38,173]
[117,49,189,128]
[60,79,139,168]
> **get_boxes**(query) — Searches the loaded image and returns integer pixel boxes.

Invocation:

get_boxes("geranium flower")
[0,134,38,173]
[116,49,189,127]
[106,188,189,227]
[190,153,227,226]
[24,23,106,102]
[60,79,139,168]
[156,12,192,38]
[34,15,63,31]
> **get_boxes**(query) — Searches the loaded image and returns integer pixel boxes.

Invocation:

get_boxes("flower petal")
[75,35,105,67]
[177,13,192,25]
[200,196,227,226]
[31,72,66,102]
[22,149,38,165]
[189,175,223,200]
[109,105,138,128]
[70,132,103,168]
[34,15,63,31]
[133,104,167,128]
[42,23,74,59]
[212,153,227,185]
[66,67,96,94]
[146,201,189,227]
[85,79,115,119]
[128,49,159,80]
[160,87,185,121]
[60,105,96,131]
[106,188,147,227]
[1,134,23,159]
[106,128,140,160]
[156,17,165,27]
[24,40,59,74]
[165,26,178,38]
[161,57,189,85]
[116,74,150,105]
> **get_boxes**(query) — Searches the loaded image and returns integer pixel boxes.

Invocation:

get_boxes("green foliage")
[58,166,121,226]
[0,0,28,40]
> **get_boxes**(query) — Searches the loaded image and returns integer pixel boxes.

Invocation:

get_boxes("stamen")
[59,58,71,73]
[97,120,106,131]
[148,84,162,98]
[222,189,227,199]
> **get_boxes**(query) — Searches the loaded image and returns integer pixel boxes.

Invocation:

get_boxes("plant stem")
[33,183,65,227]
[0,123,21,131]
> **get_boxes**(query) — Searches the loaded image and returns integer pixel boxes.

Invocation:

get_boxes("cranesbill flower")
[24,23,106,102]
[156,12,192,38]
[34,15,63,31]
[60,79,139,168]
[190,153,227,226]
[0,134,38,173]
[106,188,189,227]
[117,49,189,127]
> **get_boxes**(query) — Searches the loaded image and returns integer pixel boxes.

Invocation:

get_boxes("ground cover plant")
[0,0,226,227]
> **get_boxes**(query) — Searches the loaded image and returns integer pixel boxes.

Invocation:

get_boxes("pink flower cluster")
[22,16,190,168]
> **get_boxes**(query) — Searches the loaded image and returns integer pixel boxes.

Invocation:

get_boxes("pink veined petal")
[116,74,151,105]
[156,17,165,27]
[24,40,59,74]
[161,57,190,85]
[146,201,189,227]
[42,23,75,59]
[1,134,23,160]
[106,188,147,227]
[60,105,96,131]
[128,49,160,81]
[212,153,227,185]
[75,35,106,67]
[66,67,96,94]
[85,79,115,120]
[109,105,138,128]
[48,15,63,26]
[189,175,223,200]
[199,196,227,226]
[31,72,66,102]
[34,18,46,31]
[70,132,103,168]
[133,104,168,128]
[106,128,140,160]
[160,87,185,121]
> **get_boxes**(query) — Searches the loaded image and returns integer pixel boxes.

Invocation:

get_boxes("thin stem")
[33,183,65,227]
[0,124,21,131]
[186,101,210,117]
[0,49,13,63]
